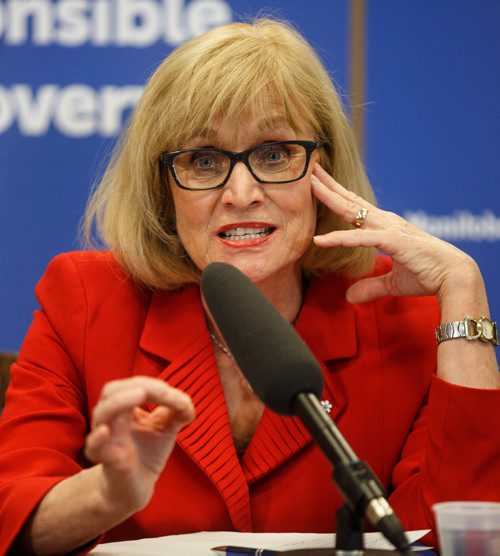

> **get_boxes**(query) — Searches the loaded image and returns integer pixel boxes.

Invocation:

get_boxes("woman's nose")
[220,162,265,208]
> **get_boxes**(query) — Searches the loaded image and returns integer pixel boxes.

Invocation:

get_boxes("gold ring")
[353,207,368,228]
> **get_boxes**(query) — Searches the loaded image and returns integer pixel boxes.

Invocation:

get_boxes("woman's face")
[169,113,319,286]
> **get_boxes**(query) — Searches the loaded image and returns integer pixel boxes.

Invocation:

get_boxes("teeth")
[221,226,273,240]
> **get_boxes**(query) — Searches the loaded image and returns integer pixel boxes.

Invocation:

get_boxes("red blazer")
[1,251,499,552]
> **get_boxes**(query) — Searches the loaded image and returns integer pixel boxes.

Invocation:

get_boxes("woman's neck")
[251,266,305,325]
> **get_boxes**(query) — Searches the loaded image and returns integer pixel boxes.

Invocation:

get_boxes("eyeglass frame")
[159,140,324,191]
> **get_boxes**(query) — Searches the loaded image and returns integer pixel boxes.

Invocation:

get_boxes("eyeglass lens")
[172,142,309,189]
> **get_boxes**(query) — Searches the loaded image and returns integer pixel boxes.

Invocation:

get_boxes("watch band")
[435,316,499,346]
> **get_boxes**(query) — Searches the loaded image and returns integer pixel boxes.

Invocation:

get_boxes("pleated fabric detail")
[153,336,253,531]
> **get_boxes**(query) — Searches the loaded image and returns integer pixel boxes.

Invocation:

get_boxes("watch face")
[480,319,494,340]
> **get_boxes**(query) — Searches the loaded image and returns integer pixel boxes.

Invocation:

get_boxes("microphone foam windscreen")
[201,262,323,415]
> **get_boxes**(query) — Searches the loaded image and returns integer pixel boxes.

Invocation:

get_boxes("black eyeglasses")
[159,140,323,191]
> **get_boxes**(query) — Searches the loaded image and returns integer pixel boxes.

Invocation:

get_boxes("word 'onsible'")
[0,0,232,47]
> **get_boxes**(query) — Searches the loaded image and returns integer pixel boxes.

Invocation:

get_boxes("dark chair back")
[0,352,17,411]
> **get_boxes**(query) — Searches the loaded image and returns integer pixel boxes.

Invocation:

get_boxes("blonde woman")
[1,19,498,554]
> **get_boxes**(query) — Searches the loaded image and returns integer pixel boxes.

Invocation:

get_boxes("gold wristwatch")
[435,316,499,346]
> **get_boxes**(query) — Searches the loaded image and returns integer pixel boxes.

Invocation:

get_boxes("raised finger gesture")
[85,376,195,511]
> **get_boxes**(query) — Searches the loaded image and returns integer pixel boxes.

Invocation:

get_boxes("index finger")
[93,377,194,427]
[312,163,375,208]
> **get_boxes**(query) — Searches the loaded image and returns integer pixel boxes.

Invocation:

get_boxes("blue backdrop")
[1,0,499,351]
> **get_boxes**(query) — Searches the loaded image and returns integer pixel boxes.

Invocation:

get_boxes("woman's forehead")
[185,112,309,144]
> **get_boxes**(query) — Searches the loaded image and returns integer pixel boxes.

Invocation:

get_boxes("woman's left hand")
[311,165,499,389]
[311,164,480,305]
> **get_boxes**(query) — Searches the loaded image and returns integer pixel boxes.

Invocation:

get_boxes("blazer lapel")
[139,285,253,531]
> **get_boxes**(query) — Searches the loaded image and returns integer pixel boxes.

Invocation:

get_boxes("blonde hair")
[84,18,376,288]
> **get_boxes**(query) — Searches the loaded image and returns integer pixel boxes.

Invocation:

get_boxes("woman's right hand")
[85,376,195,513]
[20,377,194,554]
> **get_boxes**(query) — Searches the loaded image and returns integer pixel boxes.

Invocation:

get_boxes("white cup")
[433,501,500,556]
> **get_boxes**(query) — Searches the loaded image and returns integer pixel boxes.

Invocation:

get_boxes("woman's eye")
[191,152,218,170]
[266,150,284,162]
[258,146,289,164]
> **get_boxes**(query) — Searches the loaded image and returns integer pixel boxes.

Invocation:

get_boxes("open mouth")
[218,226,275,241]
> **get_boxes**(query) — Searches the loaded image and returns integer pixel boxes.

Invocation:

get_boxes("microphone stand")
[335,503,364,555]
[293,393,412,555]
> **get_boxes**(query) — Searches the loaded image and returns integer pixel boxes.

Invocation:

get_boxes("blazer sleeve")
[0,254,91,553]
[388,374,500,544]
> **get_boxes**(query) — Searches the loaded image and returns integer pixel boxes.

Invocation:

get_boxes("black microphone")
[201,262,412,554]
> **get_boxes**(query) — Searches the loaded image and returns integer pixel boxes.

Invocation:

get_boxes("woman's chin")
[217,259,298,287]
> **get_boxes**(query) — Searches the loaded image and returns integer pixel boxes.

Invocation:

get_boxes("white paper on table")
[90,529,431,555]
